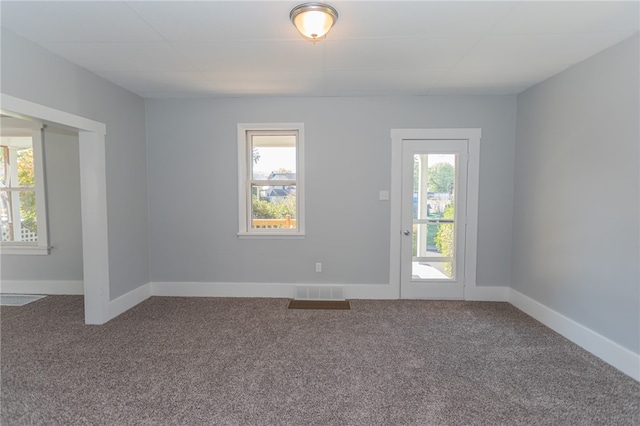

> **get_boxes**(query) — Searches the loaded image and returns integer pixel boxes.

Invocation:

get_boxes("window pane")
[412,152,456,279]
[0,191,10,241]
[0,190,38,242]
[413,154,455,220]
[413,223,450,257]
[251,184,296,229]
[19,190,38,235]
[412,261,453,280]
[0,222,10,242]
[251,134,296,180]
[17,147,35,187]
[0,147,7,187]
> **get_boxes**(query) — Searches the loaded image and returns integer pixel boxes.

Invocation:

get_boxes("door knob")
[403,230,410,236]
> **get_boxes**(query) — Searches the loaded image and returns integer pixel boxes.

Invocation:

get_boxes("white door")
[400,139,469,299]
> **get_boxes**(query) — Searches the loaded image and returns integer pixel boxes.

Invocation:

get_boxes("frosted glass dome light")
[290,3,338,40]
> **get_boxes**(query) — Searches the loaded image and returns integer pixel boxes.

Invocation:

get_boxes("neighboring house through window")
[0,116,49,255]
[237,123,305,237]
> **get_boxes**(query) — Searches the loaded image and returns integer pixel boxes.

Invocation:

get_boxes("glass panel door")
[401,140,467,299]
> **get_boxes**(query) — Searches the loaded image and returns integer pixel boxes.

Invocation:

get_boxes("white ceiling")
[1,1,638,98]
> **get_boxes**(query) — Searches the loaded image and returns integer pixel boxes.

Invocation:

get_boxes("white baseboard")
[151,281,295,298]
[150,282,511,301]
[466,285,510,301]
[509,289,639,382]
[150,281,403,300]
[0,280,83,295]
[343,283,398,299]
[151,282,398,300]
[0,279,508,303]
[107,282,152,321]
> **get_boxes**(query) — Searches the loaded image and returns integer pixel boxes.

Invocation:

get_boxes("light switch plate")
[379,190,390,201]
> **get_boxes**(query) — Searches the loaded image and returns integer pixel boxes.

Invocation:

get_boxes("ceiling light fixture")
[290,2,338,41]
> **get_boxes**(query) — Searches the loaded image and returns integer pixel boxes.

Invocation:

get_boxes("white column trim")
[1,93,110,324]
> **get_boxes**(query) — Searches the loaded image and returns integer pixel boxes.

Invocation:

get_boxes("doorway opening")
[1,94,109,324]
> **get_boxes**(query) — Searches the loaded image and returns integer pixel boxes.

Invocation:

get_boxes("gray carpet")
[1,296,638,425]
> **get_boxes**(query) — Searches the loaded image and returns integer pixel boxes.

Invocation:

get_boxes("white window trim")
[0,120,50,255]
[237,123,305,238]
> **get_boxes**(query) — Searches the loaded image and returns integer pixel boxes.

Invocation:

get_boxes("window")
[0,117,49,255]
[237,123,304,237]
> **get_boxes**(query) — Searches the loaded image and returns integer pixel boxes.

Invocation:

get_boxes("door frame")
[389,128,481,299]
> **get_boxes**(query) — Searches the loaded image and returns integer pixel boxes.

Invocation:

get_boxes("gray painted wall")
[0,126,83,281]
[512,34,639,352]
[146,96,516,286]
[0,30,150,300]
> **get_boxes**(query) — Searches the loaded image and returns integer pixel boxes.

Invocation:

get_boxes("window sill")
[238,232,305,240]
[0,244,51,255]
